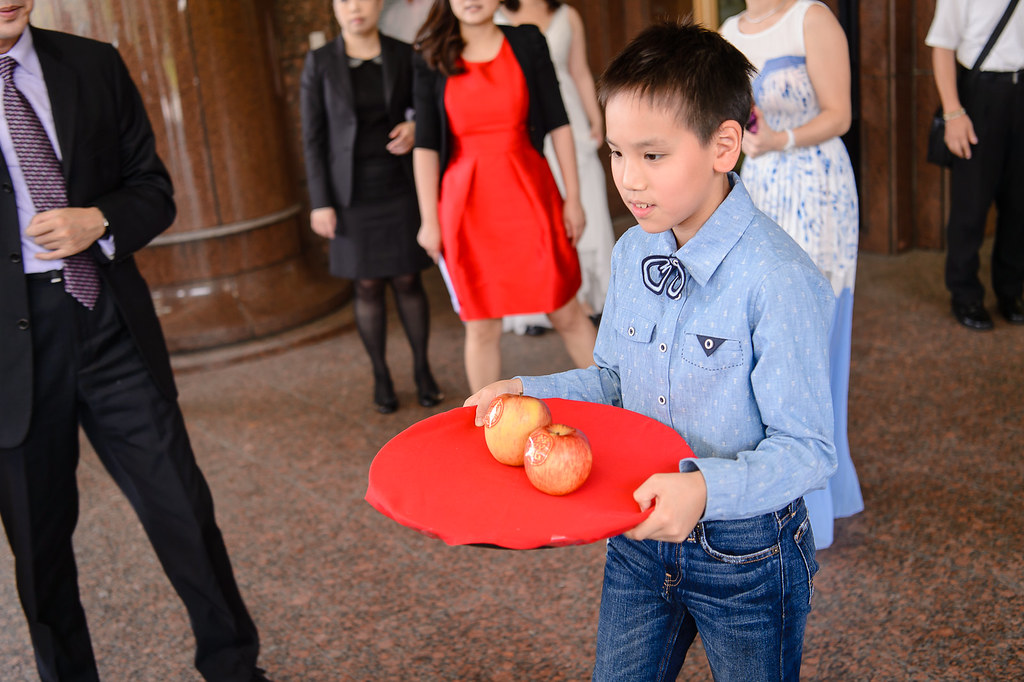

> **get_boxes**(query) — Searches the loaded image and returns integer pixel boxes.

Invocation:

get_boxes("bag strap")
[971,0,1021,71]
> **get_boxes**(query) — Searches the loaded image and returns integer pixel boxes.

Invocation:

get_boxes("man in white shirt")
[926,0,1024,329]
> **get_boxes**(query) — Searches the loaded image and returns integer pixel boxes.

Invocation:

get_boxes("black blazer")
[301,33,416,210]
[413,23,569,180]
[0,27,177,448]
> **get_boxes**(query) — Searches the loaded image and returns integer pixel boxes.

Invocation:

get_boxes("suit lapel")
[380,36,396,112]
[326,35,354,112]
[31,27,78,179]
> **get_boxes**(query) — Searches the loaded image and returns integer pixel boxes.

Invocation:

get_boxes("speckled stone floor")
[1,243,1021,681]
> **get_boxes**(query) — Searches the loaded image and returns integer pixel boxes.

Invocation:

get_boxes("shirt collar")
[5,27,43,81]
[675,171,755,287]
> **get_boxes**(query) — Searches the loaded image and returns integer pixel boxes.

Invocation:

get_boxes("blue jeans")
[593,499,817,681]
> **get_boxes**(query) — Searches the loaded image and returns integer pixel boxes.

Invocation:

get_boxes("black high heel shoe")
[374,375,398,414]
[415,370,444,408]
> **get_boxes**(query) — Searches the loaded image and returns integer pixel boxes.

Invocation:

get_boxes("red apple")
[523,423,593,495]
[483,393,552,466]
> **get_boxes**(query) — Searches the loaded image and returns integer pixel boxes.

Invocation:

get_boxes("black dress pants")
[0,277,258,682]
[945,68,1024,305]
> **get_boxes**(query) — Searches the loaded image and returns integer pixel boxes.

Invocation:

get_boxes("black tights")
[353,273,432,382]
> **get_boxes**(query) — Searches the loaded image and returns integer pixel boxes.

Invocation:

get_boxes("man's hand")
[310,207,337,239]
[27,207,106,260]
[944,113,978,160]
[624,471,707,543]
[464,378,524,426]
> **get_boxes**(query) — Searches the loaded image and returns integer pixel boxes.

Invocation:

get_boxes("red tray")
[365,398,694,549]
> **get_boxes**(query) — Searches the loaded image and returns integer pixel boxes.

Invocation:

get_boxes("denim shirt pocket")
[614,310,657,344]
[680,332,744,371]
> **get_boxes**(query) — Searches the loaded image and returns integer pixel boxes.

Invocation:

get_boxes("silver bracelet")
[783,129,796,151]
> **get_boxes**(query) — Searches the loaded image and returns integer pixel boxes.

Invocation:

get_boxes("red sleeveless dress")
[439,39,581,321]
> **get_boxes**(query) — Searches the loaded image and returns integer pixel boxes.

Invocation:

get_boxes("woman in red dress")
[412,0,597,391]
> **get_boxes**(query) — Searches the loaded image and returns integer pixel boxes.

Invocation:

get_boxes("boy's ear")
[712,120,743,173]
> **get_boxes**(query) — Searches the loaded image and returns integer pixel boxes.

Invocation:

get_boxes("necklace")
[742,0,789,24]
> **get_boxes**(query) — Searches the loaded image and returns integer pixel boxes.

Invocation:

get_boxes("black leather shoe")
[997,295,1024,324]
[415,370,444,407]
[524,325,548,336]
[374,375,398,414]
[951,300,994,330]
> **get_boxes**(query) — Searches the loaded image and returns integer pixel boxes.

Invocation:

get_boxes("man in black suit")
[0,3,267,680]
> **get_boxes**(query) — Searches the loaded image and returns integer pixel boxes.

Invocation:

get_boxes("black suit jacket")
[413,23,569,181]
[300,33,416,210]
[0,26,177,449]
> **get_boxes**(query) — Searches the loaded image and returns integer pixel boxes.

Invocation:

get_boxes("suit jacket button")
[10,253,21,263]
[17,319,29,330]
[2,183,12,193]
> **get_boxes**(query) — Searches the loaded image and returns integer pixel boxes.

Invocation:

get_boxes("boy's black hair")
[597,18,756,145]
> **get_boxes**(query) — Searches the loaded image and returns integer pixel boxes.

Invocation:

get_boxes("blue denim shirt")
[520,175,837,521]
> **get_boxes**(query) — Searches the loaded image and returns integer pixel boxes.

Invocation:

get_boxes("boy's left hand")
[624,471,707,543]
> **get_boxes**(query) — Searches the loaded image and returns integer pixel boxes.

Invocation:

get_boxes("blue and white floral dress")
[722,0,863,549]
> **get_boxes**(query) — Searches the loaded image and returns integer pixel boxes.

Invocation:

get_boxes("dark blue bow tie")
[642,255,686,300]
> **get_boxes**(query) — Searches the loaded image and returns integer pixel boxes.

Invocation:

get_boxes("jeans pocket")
[697,523,780,565]
[793,516,818,604]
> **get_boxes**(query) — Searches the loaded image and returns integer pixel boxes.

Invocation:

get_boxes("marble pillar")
[33,0,347,353]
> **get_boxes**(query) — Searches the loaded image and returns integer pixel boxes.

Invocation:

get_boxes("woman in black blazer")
[412,0,597,392]
[301,0,442,413]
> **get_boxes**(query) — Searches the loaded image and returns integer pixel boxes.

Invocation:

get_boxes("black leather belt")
[976,69,1022,84]
[26,270,63,283]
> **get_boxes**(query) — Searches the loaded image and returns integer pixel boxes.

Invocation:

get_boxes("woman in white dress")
[496,0,616,334]
[721,0,863,549]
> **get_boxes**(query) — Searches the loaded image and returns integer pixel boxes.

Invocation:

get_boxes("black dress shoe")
[951,300,994,330]
[997,295,1024,324]
[374,375,398,414]
[524,325,549,336]
[415,370,444,407]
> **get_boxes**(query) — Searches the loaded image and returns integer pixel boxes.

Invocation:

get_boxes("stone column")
[34,0,347,353]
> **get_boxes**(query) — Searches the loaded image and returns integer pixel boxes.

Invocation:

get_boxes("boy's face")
[605,91,738,247]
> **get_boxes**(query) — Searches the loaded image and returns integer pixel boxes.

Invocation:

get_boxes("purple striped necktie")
[1,55,100,309]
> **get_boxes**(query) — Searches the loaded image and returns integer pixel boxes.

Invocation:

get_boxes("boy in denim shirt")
[467,20,837,680]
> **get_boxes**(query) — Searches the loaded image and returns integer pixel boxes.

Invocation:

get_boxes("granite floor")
[1,243,1022,681]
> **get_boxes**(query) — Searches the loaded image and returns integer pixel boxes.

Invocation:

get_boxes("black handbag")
[927,107,953,167]
[927,0,1020,167]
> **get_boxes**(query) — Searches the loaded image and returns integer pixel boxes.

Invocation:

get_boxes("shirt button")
[628,326,635,337]
[658,395,666,405]
[17,319,29,330]
[659,343,667,352]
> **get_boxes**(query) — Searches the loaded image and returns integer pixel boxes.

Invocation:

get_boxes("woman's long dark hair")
[414,0,467,76]
[502,0,561,12]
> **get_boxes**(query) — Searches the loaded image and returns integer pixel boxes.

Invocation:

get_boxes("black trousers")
[945,68,1024,304]
[0,277,259,682]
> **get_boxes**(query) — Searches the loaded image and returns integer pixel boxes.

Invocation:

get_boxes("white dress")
[497,5,616,332]
[722,0,863,549]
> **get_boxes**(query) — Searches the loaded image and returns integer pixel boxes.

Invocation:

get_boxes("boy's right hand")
[464,378,525,426]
